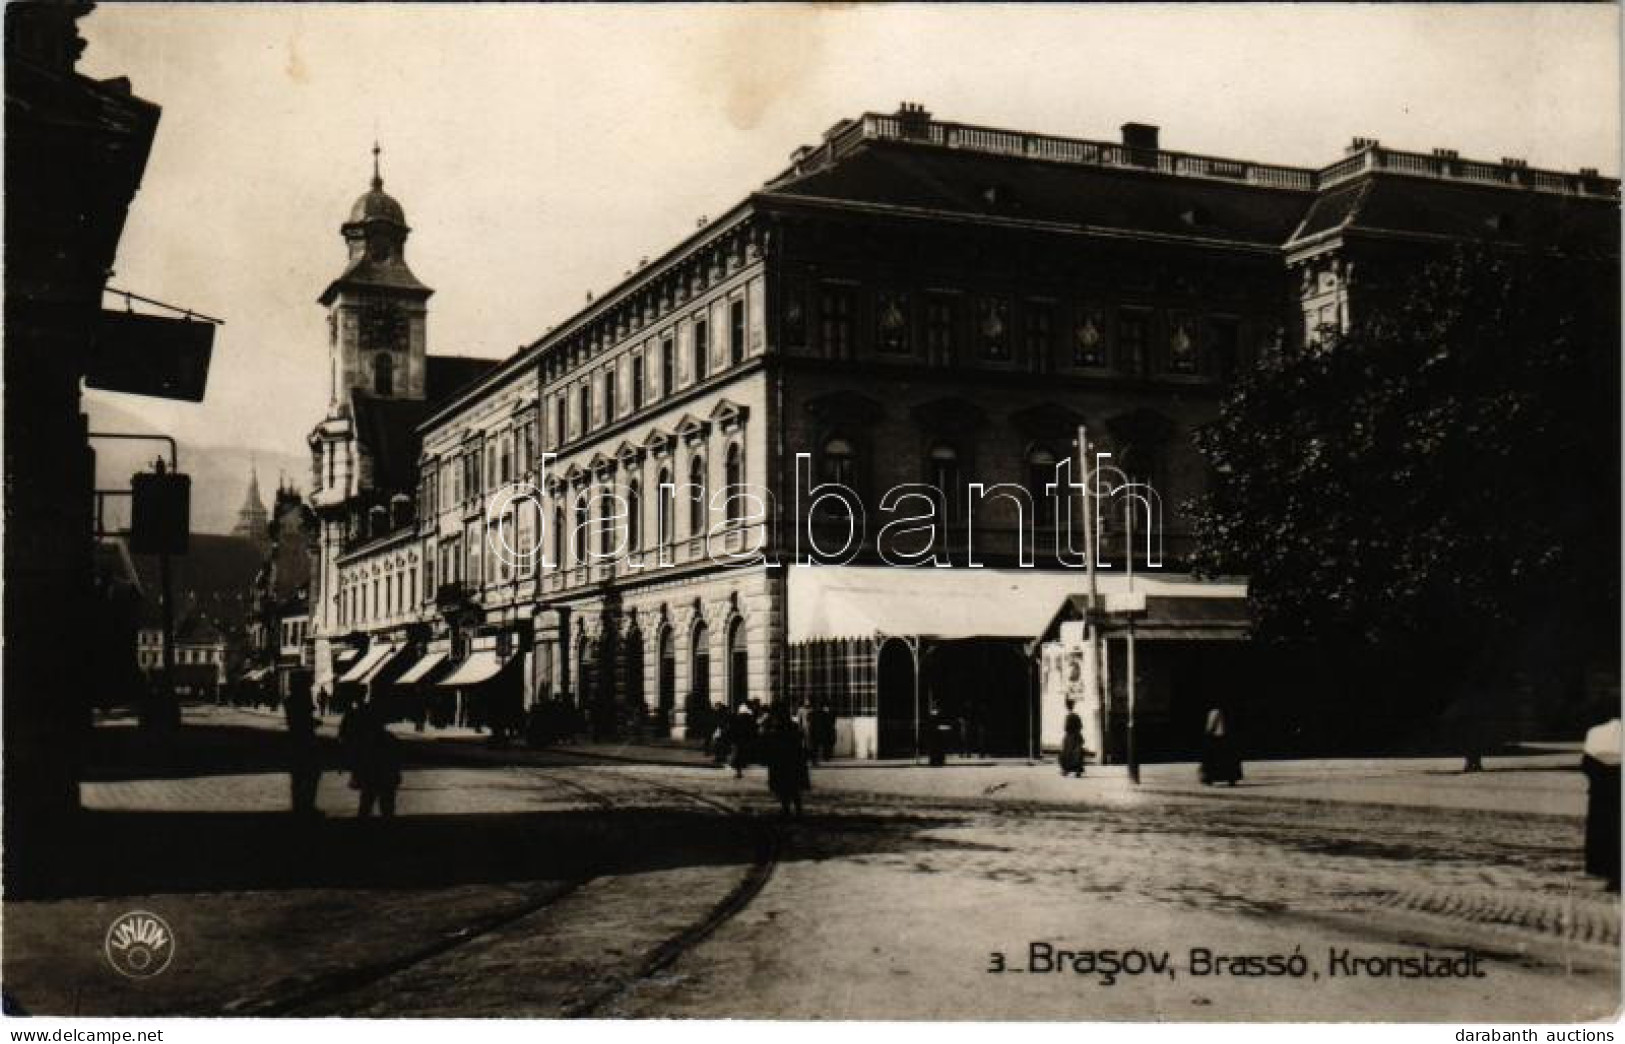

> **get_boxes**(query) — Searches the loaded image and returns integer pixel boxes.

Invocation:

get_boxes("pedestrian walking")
[925,705,947,767]
[1059,700,1086,778]
[284,684,322,817]
[1581,717,1620,892]
[729,702,758,778]
[315,686,331,719]
[351,702,403,818]
[763,705,810,818]
[813,701,837,762]
[1199,705,1243,786]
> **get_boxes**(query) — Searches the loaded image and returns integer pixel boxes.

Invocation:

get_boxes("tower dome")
[347,144,406,227]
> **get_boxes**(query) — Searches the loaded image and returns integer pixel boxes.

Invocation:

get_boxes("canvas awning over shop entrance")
[394,651,449,686]
[788,566,1248,644]
[436,650,508,688]
[239,666,270,683]
[356,644,406,684]
[338,644,395,684]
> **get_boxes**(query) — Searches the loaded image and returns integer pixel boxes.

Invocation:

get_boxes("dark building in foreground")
[306,104,1618,761]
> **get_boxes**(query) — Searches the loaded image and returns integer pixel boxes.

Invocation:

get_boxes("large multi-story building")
[306,104,1617,760]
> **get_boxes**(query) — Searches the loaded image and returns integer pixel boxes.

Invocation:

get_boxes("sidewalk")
[202,704,1588,818]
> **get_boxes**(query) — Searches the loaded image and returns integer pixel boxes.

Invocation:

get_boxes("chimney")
[896,101,933,139]
[1346,136,1380,155]
[368,505,389,538]
[1121,122,1160,152]
[390,493,412,531]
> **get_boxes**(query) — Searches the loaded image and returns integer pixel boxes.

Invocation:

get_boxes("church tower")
[317,144,433,407]
[231,464,269,547]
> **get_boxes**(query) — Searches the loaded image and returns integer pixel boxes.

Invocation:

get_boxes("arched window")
[688,455,707,536]
[598,487,615,558]
[691,619,710,706]
[574,492,589,563]
[1027,445,1059,524]
[657,624,675,715]
[627,479,642,550]
[929,443,963,521]
[819,435,858,519]
[726,615,747,707]
[724,443,744,523]
[821,435,856,487]
[373,353,394,396]
[657,467,674,546]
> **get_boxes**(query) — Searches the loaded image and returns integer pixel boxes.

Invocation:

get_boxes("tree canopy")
[1191,247,1618,722]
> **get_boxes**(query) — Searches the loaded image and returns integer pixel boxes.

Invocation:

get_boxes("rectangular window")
[693,317,710,381]
[604,367,617,420]
[875,291,909,354]
[660,335,675,397]
[1023,302,1053,367]
[819,286,855,359]
[729,299,746,364]
[578,383,591,434]
[976,297,1010,360]
[554,394,566,445]
[1167,314,1198,374]
[1117,309,1150,374]
[632,351,645,409]
[1072,305,1107,367]
[925,295,956,363]
[424,541,436,599]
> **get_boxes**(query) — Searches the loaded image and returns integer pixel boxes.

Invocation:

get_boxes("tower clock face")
[359,304,407,350]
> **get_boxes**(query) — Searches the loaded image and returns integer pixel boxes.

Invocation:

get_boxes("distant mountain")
[87,398,307,536]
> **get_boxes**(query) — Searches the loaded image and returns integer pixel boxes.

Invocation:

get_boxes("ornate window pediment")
[563,463,588,487]
[674,413,711,444]
[709,398,750,433]
[643,427,675,457]
[588,451,617,477]
[614,440,645,466]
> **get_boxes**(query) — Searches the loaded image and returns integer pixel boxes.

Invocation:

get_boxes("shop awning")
[334,647,360,664]
[395,651,449,685]
[437,650,508,688]
[239,666,270,683]
[338,644,395,684]
[788,566,1247,644]
[356,644,405,684]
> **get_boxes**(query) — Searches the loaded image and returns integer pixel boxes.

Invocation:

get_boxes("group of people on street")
[282,687,403,819]
[706,698,826,818]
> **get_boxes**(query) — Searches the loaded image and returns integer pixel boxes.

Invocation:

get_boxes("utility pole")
[1076,424,1106,763]
[1126,480,1139,784]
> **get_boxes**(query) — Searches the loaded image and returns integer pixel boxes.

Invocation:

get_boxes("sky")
[76,3,1620,530]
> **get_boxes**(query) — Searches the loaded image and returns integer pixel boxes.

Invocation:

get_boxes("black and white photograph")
[3,1,1621,1033]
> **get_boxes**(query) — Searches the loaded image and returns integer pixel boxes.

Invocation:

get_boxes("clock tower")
[317,144,432,406]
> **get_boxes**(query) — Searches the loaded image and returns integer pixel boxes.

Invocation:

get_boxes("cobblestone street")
[2,707,1617,1020]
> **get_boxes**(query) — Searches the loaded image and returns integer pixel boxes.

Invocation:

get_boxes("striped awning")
[437,650,508,688]
[338,644,395,684]
[395,651,449,685]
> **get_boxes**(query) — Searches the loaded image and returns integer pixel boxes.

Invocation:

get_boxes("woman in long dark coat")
[729,704,758,779]
[1199,706,1243,786]
[1582,718,1620,891]
[1059,700,1085,777]
[763,707,810,818]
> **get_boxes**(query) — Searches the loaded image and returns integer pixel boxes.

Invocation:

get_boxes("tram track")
[237,759,779,1017]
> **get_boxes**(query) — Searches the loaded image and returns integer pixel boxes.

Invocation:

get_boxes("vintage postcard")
[3,2,1619,1034]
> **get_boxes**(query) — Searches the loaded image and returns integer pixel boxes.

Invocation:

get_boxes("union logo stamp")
[104,910,175,979]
